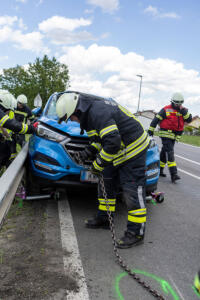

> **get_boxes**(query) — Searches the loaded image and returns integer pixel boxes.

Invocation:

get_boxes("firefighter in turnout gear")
[15,94,34,147]
[148,93,192,183]
[56,91,150,249]
[0,90,35,169]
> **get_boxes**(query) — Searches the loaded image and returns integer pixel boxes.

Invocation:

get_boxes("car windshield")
[45,94,58,119]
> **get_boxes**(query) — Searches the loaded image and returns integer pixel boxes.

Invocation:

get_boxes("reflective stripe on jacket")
[78,95,149,167]
[160,104,185,131]
[0,108,34,134]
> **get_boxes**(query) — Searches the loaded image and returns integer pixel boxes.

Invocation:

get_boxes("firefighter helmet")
[56,92,79,123]
[17,94,27,104]
[171,93,184,105]
[11,97,17,111]
[0,90,15,110]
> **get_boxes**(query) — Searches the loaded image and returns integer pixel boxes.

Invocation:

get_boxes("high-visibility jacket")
[77,93,149,171]
[148,104,192,140]
[0,106,35,134]
[160,104,185,131]
[15,104,33,123]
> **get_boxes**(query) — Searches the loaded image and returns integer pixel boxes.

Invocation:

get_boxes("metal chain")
[74,152,165,300]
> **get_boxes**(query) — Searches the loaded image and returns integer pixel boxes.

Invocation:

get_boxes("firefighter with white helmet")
[0,90,35,169]
[17,94,28,104]
[56,91,149,249]
[148,92,192,183]
[15,94,33,147]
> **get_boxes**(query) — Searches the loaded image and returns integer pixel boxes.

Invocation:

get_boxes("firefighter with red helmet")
[56,92,149,249]
[148,93,192,183]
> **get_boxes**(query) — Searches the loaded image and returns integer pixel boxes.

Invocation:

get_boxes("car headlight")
[37,124,66,142]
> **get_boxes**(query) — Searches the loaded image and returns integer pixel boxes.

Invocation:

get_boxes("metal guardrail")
[0,142,28,228]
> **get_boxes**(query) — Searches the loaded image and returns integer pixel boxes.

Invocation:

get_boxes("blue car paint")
[29,93,160,189]
[146,145,160,186]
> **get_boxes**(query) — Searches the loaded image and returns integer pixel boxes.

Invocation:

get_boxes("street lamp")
[136,74,143,113]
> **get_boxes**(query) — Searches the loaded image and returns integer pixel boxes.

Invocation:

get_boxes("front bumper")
[29,135,160,190]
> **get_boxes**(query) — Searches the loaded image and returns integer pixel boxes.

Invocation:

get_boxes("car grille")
[63,136,92,166]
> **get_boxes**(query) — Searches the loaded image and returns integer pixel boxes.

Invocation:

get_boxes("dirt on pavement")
[0,198,79,300]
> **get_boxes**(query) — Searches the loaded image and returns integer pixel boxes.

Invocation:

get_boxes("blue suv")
[28,92,160,195]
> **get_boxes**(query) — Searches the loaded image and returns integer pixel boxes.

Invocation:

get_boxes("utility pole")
[136,74,143,113]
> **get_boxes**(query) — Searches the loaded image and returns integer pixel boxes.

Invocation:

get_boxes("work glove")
[147,129,154,137]
[179,107,188,116]
[90,155,105,176]
[78,147,94,163]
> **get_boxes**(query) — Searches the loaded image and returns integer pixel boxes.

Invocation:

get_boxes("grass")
[179,135,200,147]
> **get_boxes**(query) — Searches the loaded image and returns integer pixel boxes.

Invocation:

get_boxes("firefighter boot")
[171,173,181,183]
[85,215,110,229]
[160,167,166,177]
[117,231,144,249]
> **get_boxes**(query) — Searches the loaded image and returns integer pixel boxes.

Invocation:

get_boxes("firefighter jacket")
[0,107,35,135]
[0,110,15,141]
[76,93,150,172]
[15,104,33,123]
[148,104,192,140]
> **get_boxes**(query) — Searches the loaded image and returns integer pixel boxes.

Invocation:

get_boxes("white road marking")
[179,142,200,149]
[168,274,186,300]
[58,198,90,300]
[178,168,200,180]
[175,154,200,166]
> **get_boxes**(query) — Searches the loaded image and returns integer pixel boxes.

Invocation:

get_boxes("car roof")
[56,90,114,103]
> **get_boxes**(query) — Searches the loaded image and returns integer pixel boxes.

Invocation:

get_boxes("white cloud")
[13,31,49,54]
[0,16,18,26]
[0,15,49,54]
[87,0,119,13]
[39,16,92,32]
[59,44,200,115]
[39,16,94,44]
[144,6,180,19]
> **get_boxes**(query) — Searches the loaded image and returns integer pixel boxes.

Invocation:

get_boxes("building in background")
[135,110,156,131]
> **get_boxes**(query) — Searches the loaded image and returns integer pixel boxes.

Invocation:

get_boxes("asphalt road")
[67,139,200,300]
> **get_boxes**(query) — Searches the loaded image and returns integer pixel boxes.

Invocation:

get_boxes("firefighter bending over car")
[56,92,149,249]
[0,90,36,170]
[148,93,192,183]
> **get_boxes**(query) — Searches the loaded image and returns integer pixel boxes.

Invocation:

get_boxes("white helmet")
[11,97,17,111]
[56,92,79,123]
[0,90,15,110]
[171,93,184,105]
[17,94,27,104]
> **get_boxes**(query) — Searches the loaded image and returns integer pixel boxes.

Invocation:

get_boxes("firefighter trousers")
[0,140,11,169]
[97,150,147,236]
[160,137,177,175]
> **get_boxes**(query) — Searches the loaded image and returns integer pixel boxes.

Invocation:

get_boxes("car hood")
[39,116,88,138]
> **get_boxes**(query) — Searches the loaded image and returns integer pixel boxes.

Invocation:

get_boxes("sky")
[1,0,200,116]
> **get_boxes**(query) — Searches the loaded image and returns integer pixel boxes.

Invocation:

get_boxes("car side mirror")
[32,107,42,116]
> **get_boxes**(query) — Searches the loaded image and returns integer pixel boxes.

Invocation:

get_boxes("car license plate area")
[80,170,98,183]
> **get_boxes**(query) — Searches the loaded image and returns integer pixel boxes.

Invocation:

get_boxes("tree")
[0,55,70,108]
